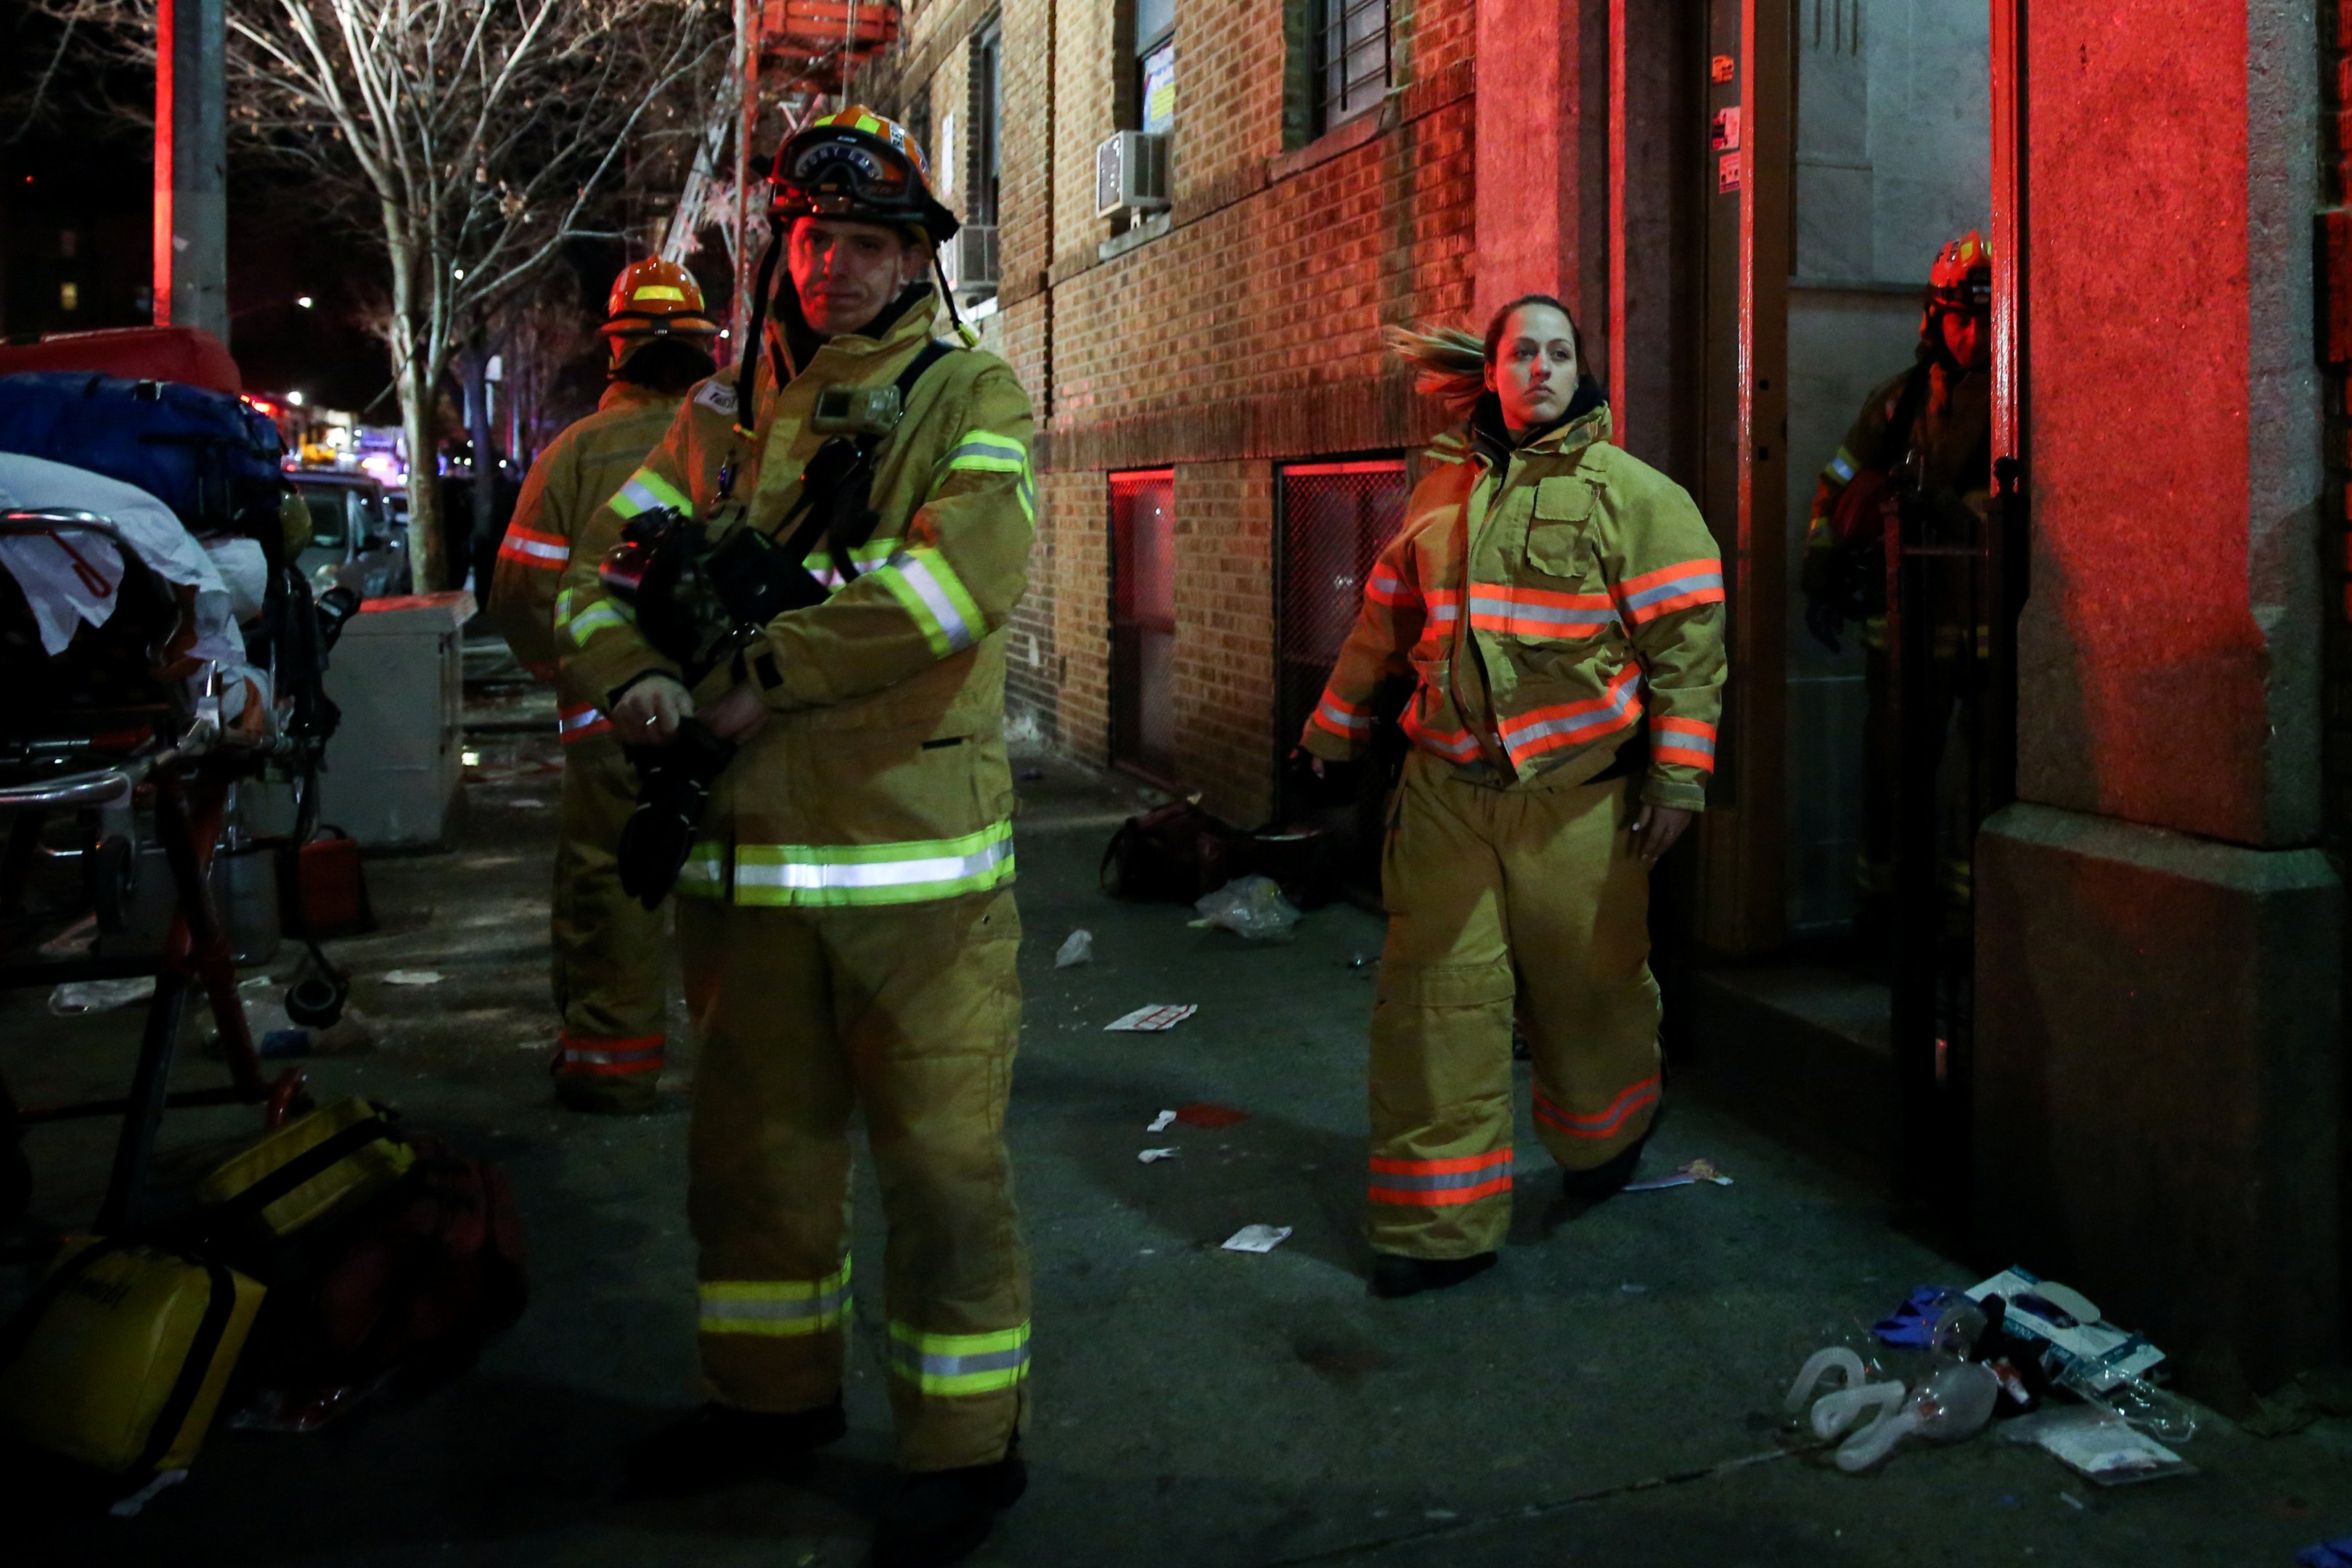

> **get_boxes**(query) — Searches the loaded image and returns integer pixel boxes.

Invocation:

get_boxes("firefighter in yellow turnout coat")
[489,258,720,1113]
[558,110,1033,1566]
[1301,298,1726,1298]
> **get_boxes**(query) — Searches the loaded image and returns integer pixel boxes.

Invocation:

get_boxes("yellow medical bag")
[195,1094,414,1238]
[0,1237,266,1472]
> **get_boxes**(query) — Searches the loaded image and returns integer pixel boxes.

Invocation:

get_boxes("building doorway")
[1109,469,1177,782]
[1664,0,2012,1227]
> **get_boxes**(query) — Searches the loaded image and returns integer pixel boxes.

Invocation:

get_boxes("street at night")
[1,0,2348,1564]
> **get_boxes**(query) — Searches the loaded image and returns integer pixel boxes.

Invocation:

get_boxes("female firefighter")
[1296,297,1728,1298]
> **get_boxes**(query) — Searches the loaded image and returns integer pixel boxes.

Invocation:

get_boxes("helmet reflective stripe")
[632,285,687,302]
[699,1262,853,1337]
[887,1320,1031,1395]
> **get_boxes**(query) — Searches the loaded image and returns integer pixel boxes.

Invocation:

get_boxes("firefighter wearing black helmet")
[558,108,1035,1567]
[1800,232,1994,936]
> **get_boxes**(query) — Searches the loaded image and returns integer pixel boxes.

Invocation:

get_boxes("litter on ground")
[2001,1406,2193,1485]
[1147,1109,1178,1132]
[382,969,446,987]
[46,976,155,1015]
[1055,929,1093,968]
[1104,1004,1195,1032]
[1623,1158,1731,1192]
[1222,1224,1292,1254]
[1138,1148,1178,1164]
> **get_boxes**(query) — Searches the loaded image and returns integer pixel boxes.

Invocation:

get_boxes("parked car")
[294,471,411,600]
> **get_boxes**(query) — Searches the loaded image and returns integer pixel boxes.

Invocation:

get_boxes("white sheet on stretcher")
[0,453,264,719]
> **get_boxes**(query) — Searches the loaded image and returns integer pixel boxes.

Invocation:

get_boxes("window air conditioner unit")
[948,224,1000,295]
[1095,130,1171,219]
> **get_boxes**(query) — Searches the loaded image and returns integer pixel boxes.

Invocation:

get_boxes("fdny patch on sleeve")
[693,380,739,417]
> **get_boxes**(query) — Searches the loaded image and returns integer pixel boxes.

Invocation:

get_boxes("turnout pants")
[550,718,669,1109]
[1368,749,1662,1258]
[679,886,1029,1472]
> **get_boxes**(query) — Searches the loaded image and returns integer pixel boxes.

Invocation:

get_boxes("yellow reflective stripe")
[609,467,692,518]
[564,600,630,648]
[801,535,902,592]
[887,1320,1030,1396]
[943,432,1027,472]
[1825,446,1858,483]
[699,1259,852,1337]
[632,284,687,302]
[854,113,885,135]
[730,822,1014,907]
[674,841,726,899]
[553,585,577,626]
[878,546,985,658]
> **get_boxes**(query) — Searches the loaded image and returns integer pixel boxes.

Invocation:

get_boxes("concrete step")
[1678,962,1897,1172]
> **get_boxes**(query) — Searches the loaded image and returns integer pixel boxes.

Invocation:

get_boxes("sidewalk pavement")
[2,702,2346,1566]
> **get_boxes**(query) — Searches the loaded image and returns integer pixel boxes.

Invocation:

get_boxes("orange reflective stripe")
[1533,1076,1660,1140]
[1651,715,1717,772]
[557,703,613,744]
[498,523,571,570]
[1469,583,1617,639]
[558,1033,665,1077]
[1495,665,1643,766]
[1311,691,1375,739]
[1401,706,1482,763]
[1614,558,1725,624]
[1365,565,1419,608]
[1368,1147,1514,1206]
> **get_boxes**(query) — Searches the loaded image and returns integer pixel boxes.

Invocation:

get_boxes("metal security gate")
[1109,470,1177,781]
[1273,459,1408,882]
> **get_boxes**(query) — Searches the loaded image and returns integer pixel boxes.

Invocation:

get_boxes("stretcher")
[0,507,338,1235]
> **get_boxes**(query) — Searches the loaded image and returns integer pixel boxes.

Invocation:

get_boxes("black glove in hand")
[1285,747,1360,809]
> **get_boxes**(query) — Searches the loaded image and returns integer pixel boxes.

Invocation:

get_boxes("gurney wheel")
[91,834,135,936]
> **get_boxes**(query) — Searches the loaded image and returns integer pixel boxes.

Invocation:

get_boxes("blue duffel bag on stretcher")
[0,371,287,547]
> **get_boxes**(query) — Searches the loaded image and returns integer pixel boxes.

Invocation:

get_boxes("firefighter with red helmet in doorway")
[489,256,720,1114]
[555,107,1035,1568]
[1800,231,1995,941]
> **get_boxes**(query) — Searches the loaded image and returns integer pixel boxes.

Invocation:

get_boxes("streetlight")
[296,295,314,309]
[287,391,306,407]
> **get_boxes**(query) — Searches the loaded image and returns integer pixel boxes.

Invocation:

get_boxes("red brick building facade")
[873,0,1477,827]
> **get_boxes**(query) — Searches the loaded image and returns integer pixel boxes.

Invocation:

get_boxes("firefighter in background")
[488,258,719,1114]
[1298,298,1726,1299]
[557,108,1035,1568]
[1800,232,1993,935]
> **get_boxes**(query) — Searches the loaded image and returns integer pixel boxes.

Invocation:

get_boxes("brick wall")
[883,0,1479,817]
[1170,461,1277,822]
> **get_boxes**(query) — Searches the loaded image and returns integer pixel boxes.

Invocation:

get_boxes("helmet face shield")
[767,107,958,242]
[777,135,916,213]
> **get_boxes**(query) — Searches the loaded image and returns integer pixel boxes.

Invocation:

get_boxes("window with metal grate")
[1275,457,1408,758]
[1314,0,1391,135]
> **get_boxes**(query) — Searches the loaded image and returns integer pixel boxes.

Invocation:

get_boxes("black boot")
[872,1451,1028,1568]
[1559,1132,1651,1202]
[625,1399,846,1497]
[1368,1251,1497,1299]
